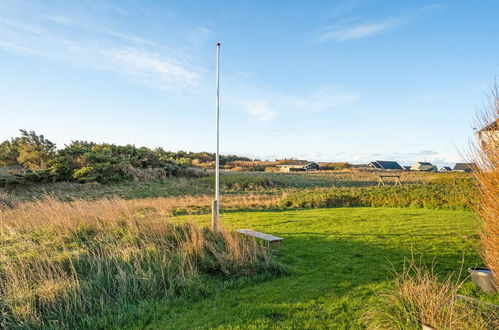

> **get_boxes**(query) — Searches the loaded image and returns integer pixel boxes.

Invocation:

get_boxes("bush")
[0,169,57,186]
[280,184,478,210]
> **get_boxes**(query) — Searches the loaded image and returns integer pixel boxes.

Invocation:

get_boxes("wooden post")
[212,199,219,232]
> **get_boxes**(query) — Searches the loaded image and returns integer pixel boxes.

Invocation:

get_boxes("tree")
[0,140,20,166]
[15,130,56,170]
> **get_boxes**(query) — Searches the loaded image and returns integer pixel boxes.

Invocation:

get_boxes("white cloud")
[0,16,201,90]
[241,101,277,121]
[101,48,199,89]
[315,19,399,42]
[279,88,359,112]
[234,87,359,121]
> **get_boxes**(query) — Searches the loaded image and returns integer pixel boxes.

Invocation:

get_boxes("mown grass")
[120,207,497,329]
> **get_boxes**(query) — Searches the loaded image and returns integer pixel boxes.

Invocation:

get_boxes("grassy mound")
[0,198,284,329]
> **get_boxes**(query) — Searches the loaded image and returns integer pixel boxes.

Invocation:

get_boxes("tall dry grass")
[0,196,284,328]
[364,259,498,329]
[472,83,499,287]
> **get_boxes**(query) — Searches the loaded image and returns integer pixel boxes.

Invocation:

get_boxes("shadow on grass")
[134,232,479,329]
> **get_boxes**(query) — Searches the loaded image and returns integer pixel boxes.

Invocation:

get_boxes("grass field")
[1,171,495,329]
[118,207,495,329]
[2,170,472,202]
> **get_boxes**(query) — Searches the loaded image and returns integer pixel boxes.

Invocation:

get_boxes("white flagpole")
[212,42,221,232]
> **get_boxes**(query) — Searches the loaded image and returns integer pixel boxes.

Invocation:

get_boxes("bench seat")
[236,229,283,244]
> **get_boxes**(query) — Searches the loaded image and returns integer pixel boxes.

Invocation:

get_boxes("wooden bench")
[236,229,283,246]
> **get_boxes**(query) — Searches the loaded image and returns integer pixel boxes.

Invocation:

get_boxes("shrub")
[280,185,477,210]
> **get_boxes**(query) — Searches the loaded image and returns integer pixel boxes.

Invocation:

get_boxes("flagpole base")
[212,200,219,232]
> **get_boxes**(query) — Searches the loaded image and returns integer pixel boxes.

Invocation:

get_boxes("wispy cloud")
[408,149,439,156]
[279,87,359,112]
[315,18,400,42]
[101,48,199,89]
[241,101,277,121]
[314,2,443,43]
[234,87,359,121]
[0,12,202,90]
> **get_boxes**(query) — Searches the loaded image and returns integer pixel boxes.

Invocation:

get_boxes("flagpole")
[212,42,221,232]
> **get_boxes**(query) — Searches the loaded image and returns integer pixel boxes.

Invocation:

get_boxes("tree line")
[0,130,250,185]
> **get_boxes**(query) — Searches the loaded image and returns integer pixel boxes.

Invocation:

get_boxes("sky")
[0,0,498,166]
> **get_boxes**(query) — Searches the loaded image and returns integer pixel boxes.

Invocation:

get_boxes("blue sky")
[1,0,498,166]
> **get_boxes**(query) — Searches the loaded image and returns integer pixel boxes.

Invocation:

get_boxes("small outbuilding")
[453,163,475,172]
[276,160,320,172]
[368,160,404,170]
[439,166,452,172]
[410,162,437,172]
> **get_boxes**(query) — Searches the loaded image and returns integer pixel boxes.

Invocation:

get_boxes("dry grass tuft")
[0,189,15,209]
[0,196,284,328]
[472,83,499,288]
[364,258,498,329]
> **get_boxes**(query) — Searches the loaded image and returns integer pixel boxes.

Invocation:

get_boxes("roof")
[277,160,318,166]
[417,162,432,166]
[369,160,404,170]
[478,118,498,132]
[453,163,475,171]
[277,160,309,166]
[440,166,452,171]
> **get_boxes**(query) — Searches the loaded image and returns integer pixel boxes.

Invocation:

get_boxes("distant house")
[276,160,320,172]
[439,166,452,172]
[403,166,411,171]
[453,163,475,172]
[478,118,498,148]
[367,160,404,170]
[410,162,437,172]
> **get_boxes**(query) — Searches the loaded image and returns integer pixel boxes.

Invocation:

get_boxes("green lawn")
[123,207,487,329]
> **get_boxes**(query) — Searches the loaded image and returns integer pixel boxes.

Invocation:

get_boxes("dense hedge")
[280,184,478,210]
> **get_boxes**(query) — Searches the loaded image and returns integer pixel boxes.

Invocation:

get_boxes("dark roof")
[478,119,498,132]
[440,166,452,171]
[453,163,475,171]
[417,162,432,165]
[369,160,404,170]
[277,160,318,166]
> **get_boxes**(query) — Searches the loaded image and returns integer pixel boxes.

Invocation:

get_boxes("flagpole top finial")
[216,42,221,46]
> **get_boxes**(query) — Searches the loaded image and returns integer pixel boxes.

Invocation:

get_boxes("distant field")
[1,170,473,201]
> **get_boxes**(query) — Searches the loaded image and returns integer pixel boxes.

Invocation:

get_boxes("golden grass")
[472,84,499,288]
[364,259,498,329]
[0,193,281,227]
[0,195,282,328]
